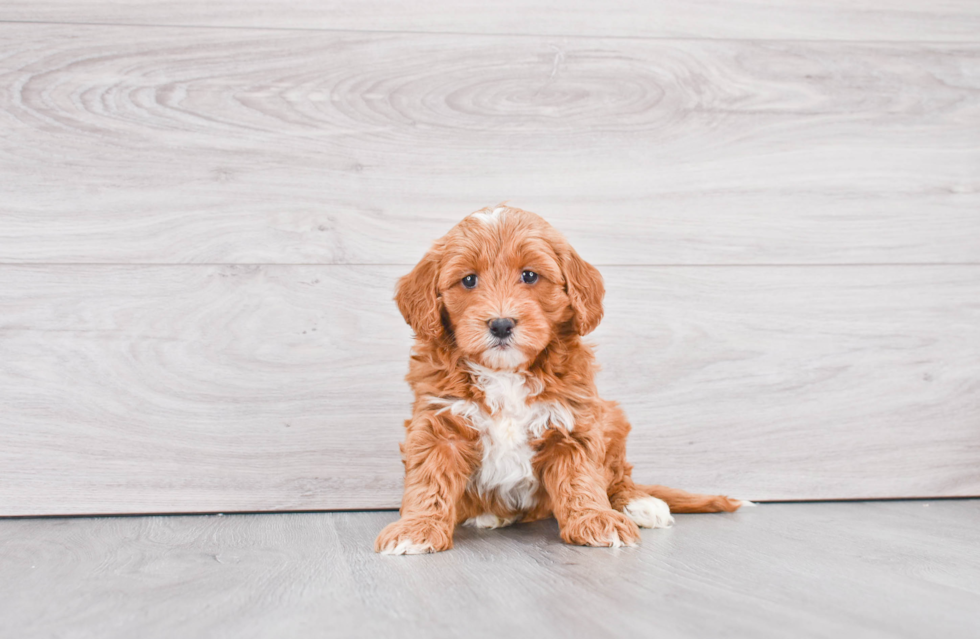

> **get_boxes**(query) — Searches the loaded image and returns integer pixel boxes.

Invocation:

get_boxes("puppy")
[376,206,747,554]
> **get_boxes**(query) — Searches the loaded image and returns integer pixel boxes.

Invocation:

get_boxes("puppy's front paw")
[374,517,453,555]
[561,508,641,548]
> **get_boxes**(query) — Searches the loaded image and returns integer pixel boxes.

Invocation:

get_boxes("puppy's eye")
[461,274,478,289]
[521,270,539,284]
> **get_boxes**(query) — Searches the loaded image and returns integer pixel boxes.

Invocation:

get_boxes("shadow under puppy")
[377,206,749,554]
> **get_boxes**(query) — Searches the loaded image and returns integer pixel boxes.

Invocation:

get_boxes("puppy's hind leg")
[600,400,747,526]
[608,479,676,529]
[601,402,675,529]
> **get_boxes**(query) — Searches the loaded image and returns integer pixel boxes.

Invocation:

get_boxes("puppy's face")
[438,212,567,369]
[396,207,604,370]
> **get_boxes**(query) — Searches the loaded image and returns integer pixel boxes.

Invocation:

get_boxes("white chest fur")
[427,364,573,512]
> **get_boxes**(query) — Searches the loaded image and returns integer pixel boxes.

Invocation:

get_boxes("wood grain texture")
[2,502,980,639]
[1,264,977,516]
[2,24,978,265]
[2,1,980,41]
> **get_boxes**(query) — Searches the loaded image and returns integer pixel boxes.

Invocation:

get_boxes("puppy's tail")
[636,484,754,513]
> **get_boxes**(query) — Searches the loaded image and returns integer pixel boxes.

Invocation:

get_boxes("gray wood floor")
[2,501,979,638]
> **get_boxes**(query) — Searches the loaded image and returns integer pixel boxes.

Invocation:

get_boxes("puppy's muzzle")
[488,318,516,340]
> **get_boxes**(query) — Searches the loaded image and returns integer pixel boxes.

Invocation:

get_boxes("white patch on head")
[470,206,507,227]
[426,363,573,513]
[463,513,518,529]
[623,496,674,529]
[379,539,435,555]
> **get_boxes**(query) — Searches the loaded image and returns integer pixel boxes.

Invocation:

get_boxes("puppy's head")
[396,206,604,370]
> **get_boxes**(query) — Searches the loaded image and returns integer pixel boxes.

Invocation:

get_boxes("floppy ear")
[561,246,605,335]
[395,247,444,341]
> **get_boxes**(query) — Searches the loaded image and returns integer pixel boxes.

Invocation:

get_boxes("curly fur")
[376,206,745,554]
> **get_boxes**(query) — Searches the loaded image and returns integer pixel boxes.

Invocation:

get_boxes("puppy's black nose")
[488,318,516,339]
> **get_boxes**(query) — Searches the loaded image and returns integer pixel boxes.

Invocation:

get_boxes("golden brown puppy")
[376,206,749,554]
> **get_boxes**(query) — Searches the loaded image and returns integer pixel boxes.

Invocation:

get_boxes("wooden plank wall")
[0,2,978,515]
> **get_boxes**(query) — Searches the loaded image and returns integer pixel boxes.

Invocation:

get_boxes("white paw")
[379,538,436,555]
[463,513,518,529]
[735,499,758,508]
[623,496,675,529]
